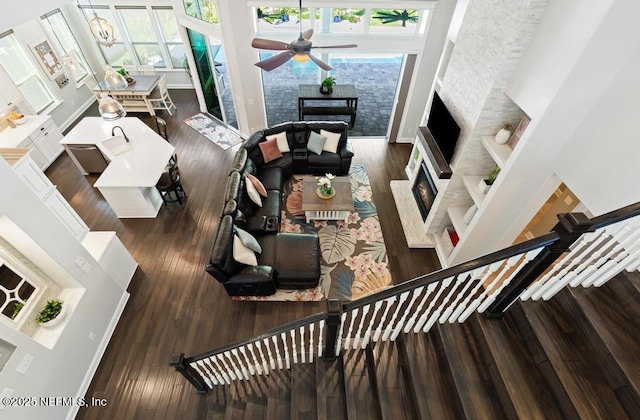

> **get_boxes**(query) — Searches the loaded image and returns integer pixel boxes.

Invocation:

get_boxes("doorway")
[186,28,222,120]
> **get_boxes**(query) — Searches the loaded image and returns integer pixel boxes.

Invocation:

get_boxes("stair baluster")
[353,304,370,349]
[383,291,409,341]
[204,358,224,385]
[363,301,383,348]
[373,296,396,341]
[309,323,314,362]
[281,332,290,369]
[317,320,324,358]
[450,266,492,322]
[405,284,436,333]
[239,347,255,376]
[194,361,214,388]
[247,343,262,375]
[290,329,297,364]
[391,287,423,341]
[344,308,359,349]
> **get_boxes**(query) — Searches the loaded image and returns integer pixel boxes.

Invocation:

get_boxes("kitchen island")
[61,117,175,218]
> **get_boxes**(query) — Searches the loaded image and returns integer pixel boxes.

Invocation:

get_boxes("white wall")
[0,158,128,420]
[452,0,640,262]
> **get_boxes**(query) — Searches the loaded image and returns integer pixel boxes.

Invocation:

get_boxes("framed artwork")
[508,115,531,149]
[30,38,63,79]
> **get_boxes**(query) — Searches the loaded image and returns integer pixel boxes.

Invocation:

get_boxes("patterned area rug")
[183,113,243,150]
[236,164,392,301]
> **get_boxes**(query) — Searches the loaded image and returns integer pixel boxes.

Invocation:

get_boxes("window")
[153,7,186,69]
[40,9,90,84]
[184,0,218,23]
[0,260,38,324]
[0,31,57,113]
[79,6,132,67]
[81,5,184,70]
[117,7,165,68]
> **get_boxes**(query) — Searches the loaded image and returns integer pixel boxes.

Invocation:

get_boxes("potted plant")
[117,67,135,84]
[478,165,501,193]
[35,299,67,328]
[320,76,336,94]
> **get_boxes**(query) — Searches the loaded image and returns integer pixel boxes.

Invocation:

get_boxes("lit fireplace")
[412,162,438,222]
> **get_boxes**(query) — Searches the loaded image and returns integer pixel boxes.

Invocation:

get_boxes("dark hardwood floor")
[47,90,440,419]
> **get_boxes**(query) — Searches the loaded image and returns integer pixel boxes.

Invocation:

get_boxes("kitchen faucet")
[111,126,129,142]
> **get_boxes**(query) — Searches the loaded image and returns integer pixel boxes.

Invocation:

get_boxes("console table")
[298,84,358,127]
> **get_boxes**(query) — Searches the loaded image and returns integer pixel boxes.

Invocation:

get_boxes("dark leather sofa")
[206,121,354,297]
[242,121,353,176]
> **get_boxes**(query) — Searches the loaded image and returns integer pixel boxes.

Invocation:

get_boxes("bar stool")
[156,163,186,206]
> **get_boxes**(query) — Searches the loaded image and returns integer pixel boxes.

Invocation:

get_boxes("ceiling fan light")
[292,54,309,63]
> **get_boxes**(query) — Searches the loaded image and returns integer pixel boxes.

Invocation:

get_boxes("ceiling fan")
[252,0,357,71]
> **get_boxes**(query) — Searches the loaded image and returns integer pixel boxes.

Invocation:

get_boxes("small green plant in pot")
[479,165,501,193]
[36,299,65,326]
[320,76,336,94]
[11,301,25,320]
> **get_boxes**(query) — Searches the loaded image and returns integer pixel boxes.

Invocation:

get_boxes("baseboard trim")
[65,291,130,420]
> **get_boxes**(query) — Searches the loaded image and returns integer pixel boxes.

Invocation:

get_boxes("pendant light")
[76,1,126,120]
[104,65,128,89]
[87,0,116,47]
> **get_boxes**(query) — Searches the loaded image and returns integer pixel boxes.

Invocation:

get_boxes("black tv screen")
[427,91,460,164]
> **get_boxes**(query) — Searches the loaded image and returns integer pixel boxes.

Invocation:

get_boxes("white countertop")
[61,117,175,188]
[0,115,52,147]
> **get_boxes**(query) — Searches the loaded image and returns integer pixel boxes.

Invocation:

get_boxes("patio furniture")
[298,84,358,127]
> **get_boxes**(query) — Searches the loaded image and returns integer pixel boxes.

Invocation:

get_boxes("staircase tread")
[316,358,347,420]
[290,361,317,419]
[265,369,292,419]
[437,323,507,419]
[568,276,640,410]
[520,290,630,418]
[342,348,382,419]
[472,313,566,419]
[371,340,416,420]
[403,331,463,419]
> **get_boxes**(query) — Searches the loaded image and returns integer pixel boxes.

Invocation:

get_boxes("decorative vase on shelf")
[494,123,512,145]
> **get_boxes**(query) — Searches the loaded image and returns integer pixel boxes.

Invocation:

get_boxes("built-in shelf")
[481,136,512,168]
[462,175,487,207]
[447,206,468,236]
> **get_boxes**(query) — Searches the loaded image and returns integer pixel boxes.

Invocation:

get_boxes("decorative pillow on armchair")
[320,129,342,153]
[258,138,283,163]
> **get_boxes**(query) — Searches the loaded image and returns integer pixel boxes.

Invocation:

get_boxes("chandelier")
[89,11,116,47]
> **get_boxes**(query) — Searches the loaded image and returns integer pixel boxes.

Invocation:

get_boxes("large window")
[117,7,165,68]
[40,9,90,84]
[154,7,186,69]
[81,5,184,69]
[0,259,38,325]
[0,31,57,113]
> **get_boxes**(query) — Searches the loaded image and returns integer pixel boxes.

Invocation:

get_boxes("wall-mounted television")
[427,91,461,165]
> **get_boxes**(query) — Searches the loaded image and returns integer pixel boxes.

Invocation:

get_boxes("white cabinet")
[29,119,64,170]
[13,154,89,241]
[44,190,90,240]
[13,154,55,199]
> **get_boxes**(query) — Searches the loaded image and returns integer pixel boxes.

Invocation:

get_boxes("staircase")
[173,205,640,419]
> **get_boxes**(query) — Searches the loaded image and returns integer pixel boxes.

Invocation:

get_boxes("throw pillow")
[267,131,290,153]
[246,173,267,197]
[321,129,342,153]
[234,226,262,254]
[307,131,327,155]
[245,178,263,207]
[258,138,283,163]
[233,235,258,266]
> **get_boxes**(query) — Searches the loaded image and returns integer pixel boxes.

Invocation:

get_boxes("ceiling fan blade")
[302,29,314,40]
[308,54,333,71]
[312,44,358,49]
[251,38,291,51]
[255,51,295,71]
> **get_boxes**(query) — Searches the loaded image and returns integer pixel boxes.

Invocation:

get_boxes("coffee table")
[302,176,354,223]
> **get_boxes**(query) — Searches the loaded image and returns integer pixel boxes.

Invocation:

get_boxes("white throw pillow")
[233,235,258,266]
[462,204,478,225]
[320,129,341,153]
[245,178,263,207]
[267,131,290,153]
